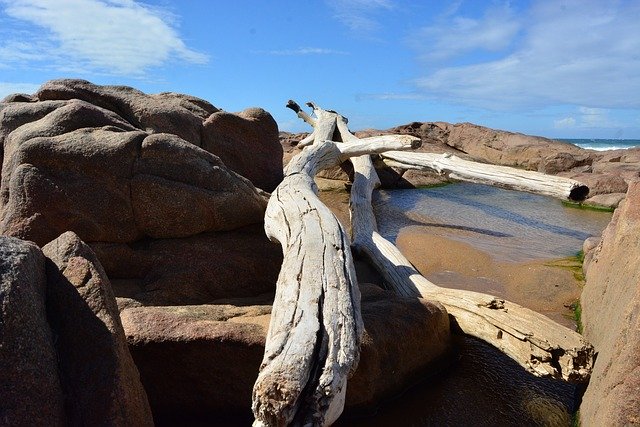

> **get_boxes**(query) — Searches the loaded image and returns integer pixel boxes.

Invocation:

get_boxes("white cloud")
[0,82,40,99]
[0,0,208,76]
[255,47,348,56]
[326,0,394,34]
[413,0,640,110]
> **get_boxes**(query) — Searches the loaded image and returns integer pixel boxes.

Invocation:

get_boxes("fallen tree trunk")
[330,114,594,382]
[252,104,420,426]
[381,151,589,201]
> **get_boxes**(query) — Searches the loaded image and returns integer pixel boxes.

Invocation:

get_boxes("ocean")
[560,138,640,151]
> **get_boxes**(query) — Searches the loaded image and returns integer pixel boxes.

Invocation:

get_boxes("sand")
[319,189,582,330]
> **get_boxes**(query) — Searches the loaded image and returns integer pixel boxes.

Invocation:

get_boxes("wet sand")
[319,189,584,329]
[396,227,582,329]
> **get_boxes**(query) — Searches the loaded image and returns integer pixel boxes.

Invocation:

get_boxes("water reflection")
[374,183,612,262]
[336,336,581,427]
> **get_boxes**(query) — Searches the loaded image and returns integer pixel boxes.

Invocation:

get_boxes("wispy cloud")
[410,3,521,61]
[326,0,394,34]
[0,0,208,76]
[412,1,640,110]
[554,107,619,129]
[254,47,348,56]
[554,117,577,129]
[356,92,425,101]
[0,82,40,99]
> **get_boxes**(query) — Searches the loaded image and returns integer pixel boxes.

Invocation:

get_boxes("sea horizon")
[558,138,640,151]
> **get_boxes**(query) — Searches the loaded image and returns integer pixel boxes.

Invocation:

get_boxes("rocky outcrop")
[43,232,152,426]
[90,225,282,306]
[281,122,640,202]
[0,237,65,426]
[580,181,640,426]
[0,79,283,246]
[203,108,282,192]
[121,284,451,422]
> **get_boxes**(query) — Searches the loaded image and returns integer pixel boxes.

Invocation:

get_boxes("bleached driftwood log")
[252,105,421,426]
[331,114,595,382]
[381,151,589,201]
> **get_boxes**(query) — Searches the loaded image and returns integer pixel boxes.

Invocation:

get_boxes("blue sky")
[1,0,639,139]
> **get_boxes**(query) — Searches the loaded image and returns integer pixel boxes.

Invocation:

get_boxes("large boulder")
[121,284,451,422]
[0,89,269,246]
[90,225,282,306]
[580,181,640,426]
[34,79,283,191]
[0,237,65,425]
[43,232,153,426]
[203,108,282,192]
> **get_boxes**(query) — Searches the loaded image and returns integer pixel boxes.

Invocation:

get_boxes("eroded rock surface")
[0,79,282,246]
[580,181,640,426]
[121,284,451,422]
[90,225,282,306]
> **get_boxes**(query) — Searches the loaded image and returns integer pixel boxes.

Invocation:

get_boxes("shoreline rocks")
[281,122,640,208]
[579,182,640,425]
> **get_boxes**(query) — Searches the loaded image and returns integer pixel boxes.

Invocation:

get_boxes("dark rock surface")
[90,225,282,306]
[43,231,153,426]
[0,237,65,426]
[121,284,451,422]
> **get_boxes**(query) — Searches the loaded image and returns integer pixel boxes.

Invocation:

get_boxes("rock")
[399,169,450,188]
[203,108,283,192]
[582,236,601,274]
[36,79,218,146]
[538,152,592,174]
[43,231,153,426]
[0,95,267,246]
[0,237,65,425]
[121,284,450,421]
[121,301,271,422]
[585,192,626,209]
[429,122,586,170]
[131,133,268,239]
[90,225,282,306]
[580,181,640,426]
[558,172,628,196]
[345,284,451,410]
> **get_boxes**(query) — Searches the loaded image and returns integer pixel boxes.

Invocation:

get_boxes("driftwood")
[335,116,595,382]
[289,102,594,383]
[252,104,420,426]
[381,151,589,201]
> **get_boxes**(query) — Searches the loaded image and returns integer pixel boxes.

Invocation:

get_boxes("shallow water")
[334,183,612,426]
[374,183,612,263]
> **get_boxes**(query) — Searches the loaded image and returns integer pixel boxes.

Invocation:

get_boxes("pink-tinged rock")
[0,97,268,246]
[0,237,65,425]
[43,231,153,426]
[131,133,268,238]
[36,79,217,146]
[90,225,282,306]
[580,182,640,426]
[121,285,450,422]
[203,108,283,192]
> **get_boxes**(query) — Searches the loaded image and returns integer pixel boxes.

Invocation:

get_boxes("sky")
[1,0,639,139]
